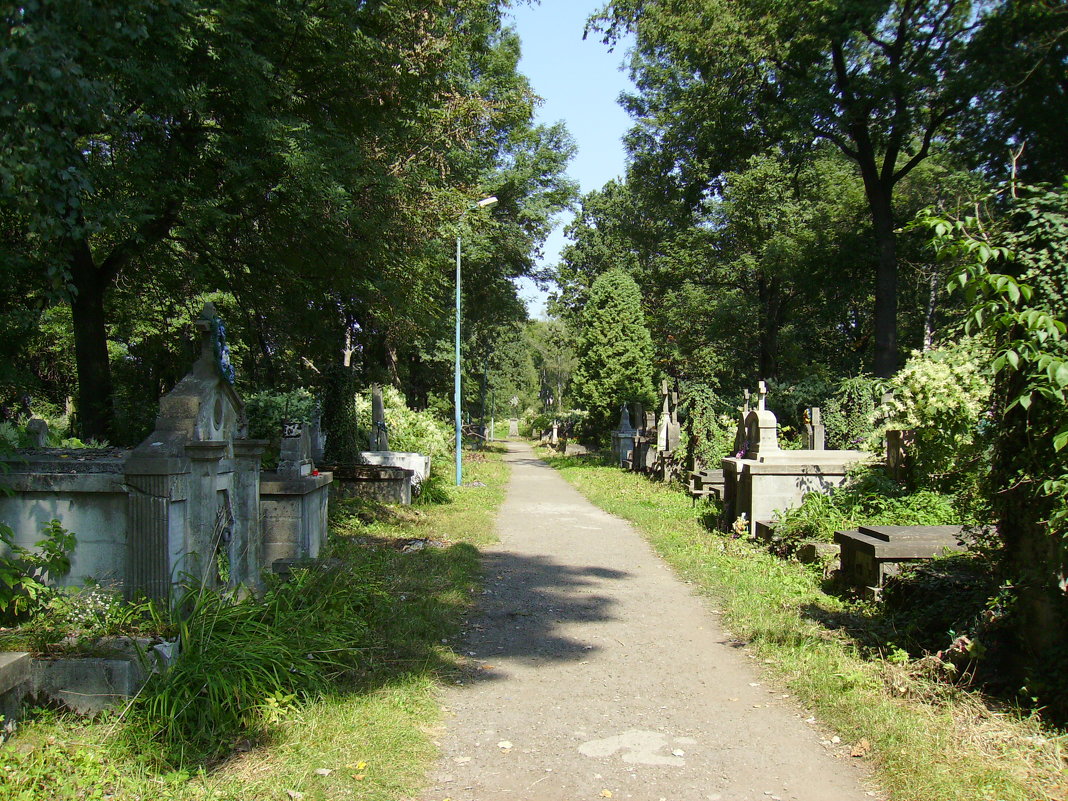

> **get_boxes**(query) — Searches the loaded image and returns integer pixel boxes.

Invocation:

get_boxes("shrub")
[680,382,735,469]
[0,519,76,625]
[822,374,882,450]
[773,465,969,551]
[877,337,992,492]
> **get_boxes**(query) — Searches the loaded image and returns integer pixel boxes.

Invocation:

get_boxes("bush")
[0,519,76,625]
[679,382,735,469]
[877,337,992,492]
[822,374,882,450]
[773,465,969,551]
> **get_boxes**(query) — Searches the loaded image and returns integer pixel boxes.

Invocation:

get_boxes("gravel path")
[423,441,877,801]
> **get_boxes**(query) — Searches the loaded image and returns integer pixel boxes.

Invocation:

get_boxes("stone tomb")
[721,382,866,537]
[0,304,333,600]
[835,525,968,592]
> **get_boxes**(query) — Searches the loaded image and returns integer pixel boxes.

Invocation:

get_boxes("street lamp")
[455,195,498,486]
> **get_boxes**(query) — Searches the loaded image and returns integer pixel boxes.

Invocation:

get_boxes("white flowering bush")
[878,337,992,491]
[353,386,450,459]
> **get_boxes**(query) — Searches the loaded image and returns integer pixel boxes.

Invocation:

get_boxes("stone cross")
[757,381,767,412]
[370,383,389,451]
[743,389,751,414]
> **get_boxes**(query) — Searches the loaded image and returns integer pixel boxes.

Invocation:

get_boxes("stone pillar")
[804,407,825,451]
[232,439,267,590]
[370,383,388,451]
[184,441,229,590]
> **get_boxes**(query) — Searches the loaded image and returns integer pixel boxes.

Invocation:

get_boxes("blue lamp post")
[455,195,498,486]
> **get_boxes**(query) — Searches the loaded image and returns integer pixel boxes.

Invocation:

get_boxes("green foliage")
[774,466,966,549]
[0,519,76,624]
[138,567,383,761]
[919,182,1068,717]
[881,555,1004,659]
[878,337,992,491]
[680,382,734,469]
[570,269,655,439]
[821,375,882,451]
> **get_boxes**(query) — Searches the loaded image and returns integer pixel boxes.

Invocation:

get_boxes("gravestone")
[125,303,268,599]
[722,380,865,537]
[370,383,389,451]
[25,418,49,447]
[804,407,825,451]
[261,422,332,565]
[611,403,637,467]
[508,418,519,438]
[886,429,914,483]
[835,525,969,593]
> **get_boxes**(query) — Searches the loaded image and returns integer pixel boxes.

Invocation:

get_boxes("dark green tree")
[570,269,655,437]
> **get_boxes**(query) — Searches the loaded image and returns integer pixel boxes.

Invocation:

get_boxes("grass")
[0,448,509,800]
[539,450,1067,801]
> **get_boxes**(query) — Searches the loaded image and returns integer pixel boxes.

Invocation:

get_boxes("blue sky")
[505,0,635,318]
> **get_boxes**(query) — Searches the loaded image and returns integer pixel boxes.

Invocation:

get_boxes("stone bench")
[834,525,968,594]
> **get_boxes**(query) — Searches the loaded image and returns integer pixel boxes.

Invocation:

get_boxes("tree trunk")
[866,183,899,378]
[69,244,114,442]
[757,273,780,380]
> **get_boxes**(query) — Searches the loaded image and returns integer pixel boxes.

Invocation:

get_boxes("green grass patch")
[540,451,1067,801]
[0,449,509,800]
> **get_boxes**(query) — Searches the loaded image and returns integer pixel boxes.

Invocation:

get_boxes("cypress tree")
[571,269,655,438]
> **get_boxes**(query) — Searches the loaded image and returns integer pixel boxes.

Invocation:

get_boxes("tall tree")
[594,0,1004,376]
[571,269,655,437]
[0,0,547,440]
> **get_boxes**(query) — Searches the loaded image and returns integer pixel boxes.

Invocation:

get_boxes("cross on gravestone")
[757,380,767,412]
[370,383,389,451]
[743,388,751,414]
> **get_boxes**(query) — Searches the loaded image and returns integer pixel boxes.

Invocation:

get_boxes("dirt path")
[423,442,877,801]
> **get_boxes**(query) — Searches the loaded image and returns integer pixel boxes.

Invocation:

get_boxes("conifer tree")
[571,269,655,438]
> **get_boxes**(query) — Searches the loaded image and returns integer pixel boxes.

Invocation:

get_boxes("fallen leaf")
[497,740,513,750]
[353,774,365,781]
[851,738,871,758]
[356,761,367,770]
[285,792,304,800]
[314,768,332,777]
[600,791,613,798]
[453,757,471,764]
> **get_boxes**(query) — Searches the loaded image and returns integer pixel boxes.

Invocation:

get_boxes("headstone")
[835,525,969,593]
[611,402,637,466]
[804,407,825,451]
[277,424,314,479]
[125,303,268,599]
[25,418,49,447]
[886,429,914,483]
[309,407,326,464]
[370,383,388,451]
[508,418,519,438]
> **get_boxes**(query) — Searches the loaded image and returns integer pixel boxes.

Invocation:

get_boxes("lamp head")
[477,196,498,209]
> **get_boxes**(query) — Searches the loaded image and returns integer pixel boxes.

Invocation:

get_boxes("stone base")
[330,464,414,505]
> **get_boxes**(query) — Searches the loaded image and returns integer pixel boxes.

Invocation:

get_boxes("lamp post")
[455,195,497,486]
